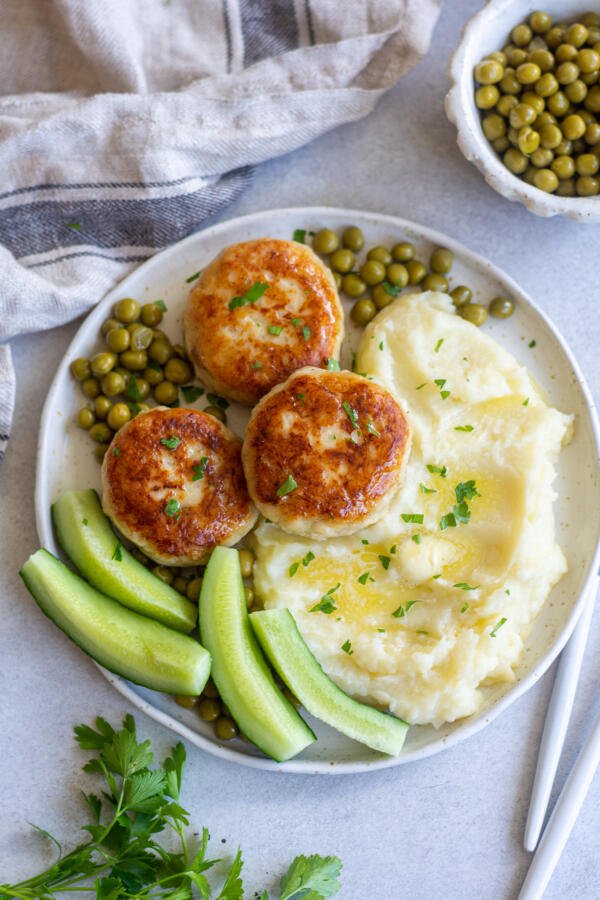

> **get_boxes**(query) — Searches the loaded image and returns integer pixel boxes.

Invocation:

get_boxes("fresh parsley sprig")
[0,716,342,900]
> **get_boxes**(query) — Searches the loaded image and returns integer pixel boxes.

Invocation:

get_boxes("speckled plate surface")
[35,207,600,774]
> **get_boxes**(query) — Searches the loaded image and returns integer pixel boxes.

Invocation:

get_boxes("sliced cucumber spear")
[199,547,315,762]
[21,549,210,696]
[52,489,197,633]
[250,608,409,756]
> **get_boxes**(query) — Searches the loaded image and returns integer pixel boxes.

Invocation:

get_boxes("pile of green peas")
[311,225,514,327]
[70,297,227,463]
[474,10,600,196]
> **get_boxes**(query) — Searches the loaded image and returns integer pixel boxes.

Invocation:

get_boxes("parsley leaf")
[185,270,201,283]
[327,357,340,371]
[182,384,204,402]
[126,374,142,402]
[164,498,181,517]
[419,482,436,494]
[412,534,421,544]
[228,281,269,310]
[455,480,480,503]
[154,299,167,311]
[111,542,123,562]
[341,640,353,655]
[192,456,208,481]
[160,435,181,451]
[289,562,299,578]
[292,317,302,327]
[378,555,391,570]
[310,595,338,614]
[460,602,469,613]
[434,338,444,353]
[293,228,307,243]
[427,464,447,478]
[529,339,536,348]
[453,582,479,590]
[454,425,474,432]
[302,325,311,341]
[279,853,342,899]
[401,513,424,524]
[490,617,508,637]
[440,513,457,530]
[302,551,315,567]
[252,361,262,369]
[357,571,372,585]
[366,421,380,437]
[277,474,298,497]
[382,280,402,297]
[206,393,229,409]
[268,324,283,335]
[342,401,359,429]
[392,605,405,618]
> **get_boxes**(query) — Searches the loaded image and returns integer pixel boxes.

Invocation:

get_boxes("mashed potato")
[252,292,573,727]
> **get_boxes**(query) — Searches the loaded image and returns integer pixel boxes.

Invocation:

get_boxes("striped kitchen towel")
[0,0,441,459]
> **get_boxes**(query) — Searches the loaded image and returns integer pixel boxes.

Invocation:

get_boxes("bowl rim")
[34,204,600,775]
[445,0,600,222]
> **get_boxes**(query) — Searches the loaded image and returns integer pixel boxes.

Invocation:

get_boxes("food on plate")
[474,10,600,196]
[183,238,344,405]
[199,547,316,761]
[251,608,409,755]
[102,406,257,566]
[52,489,197,632]
[252,291,573,728]
[20,549,211,696]
[242,366,412,539]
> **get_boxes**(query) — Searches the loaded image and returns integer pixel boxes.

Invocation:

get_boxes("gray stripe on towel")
[240,0,299,66]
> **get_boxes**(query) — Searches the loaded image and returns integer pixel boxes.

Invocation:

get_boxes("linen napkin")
[0,0,441,460]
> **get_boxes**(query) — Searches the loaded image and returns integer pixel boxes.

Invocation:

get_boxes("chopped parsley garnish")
[327,358,340,371]
[440,513,457,530]
[126,374,142,402]
[276,474,298,497]
[302,551,315,567]
[432,573,441,579]
[341,639,353,655]
[392,605,405,618]
[419,482,436,494]
[206,393,229,409]
[66,222,81,231]
[453,501,471,524]
[460,602,469,613]
[382,280,402,297]
[181,385,204,403]
[412,534,422,544]
[302,325,311,341]
[310,583,340,615]
[82,518,88,526]
[148,360,162,371]
[416,630,429,636]
[377,628,386,633]
[453,582,479,591]
[164,498,181,518]
[416,383,427,390]
[379,341,384,351]
[292,317,301,326]
[390,544,397,554]
[127,402,141,416]
[228,281,269,310]
[523,397,530,406]
[357,571,372,585]
[361,539,369,545]
[505,588,511,595]
[434,338,444,353]
[455,480,480,503]
[268,325,283,335]
[401,513,424,524]
[405,600,419,612]
[251,361,262,369]
[112,447,120,457]
[378,555,390,570]
[289,562,299,577]
[296,392,305,401]
[434,378,446,388]
[342,401,359,429]
[529,340,536,348]
[490,617,507,638]
[293,228,307,243]
[185,270,201,283]
[112,542,123,562]
[192,456,208,481]
[366,421,381,438]
[155,299,167,311]
[160,435,181,451]
[454,425,474,432]
[427,464,447,478]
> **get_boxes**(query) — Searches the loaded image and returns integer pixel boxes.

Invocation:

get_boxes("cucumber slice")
[250,608,409,756]
[21,548,210,696]
[199,547,315,762]
[52,489,197,633]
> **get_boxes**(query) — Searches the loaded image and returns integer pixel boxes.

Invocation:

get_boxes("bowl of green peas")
[446,2,600,220]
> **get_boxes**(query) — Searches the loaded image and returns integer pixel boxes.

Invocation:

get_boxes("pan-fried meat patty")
[102,407,257,565]
[183,238,344,405]
[242,367,412,538]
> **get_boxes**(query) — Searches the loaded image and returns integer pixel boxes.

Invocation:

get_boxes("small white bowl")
[446,0,600,223]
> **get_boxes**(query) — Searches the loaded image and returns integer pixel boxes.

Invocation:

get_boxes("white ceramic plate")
[35,207,600,774]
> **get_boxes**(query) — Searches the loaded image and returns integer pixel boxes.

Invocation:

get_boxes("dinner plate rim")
[35,205,600,775]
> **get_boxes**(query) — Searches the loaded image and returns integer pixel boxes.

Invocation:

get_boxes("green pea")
[174,693,197,709]
[493,136,510,153]
[81,377,100,400]
[483,113,507,141]
[359,259,386,286]
[332,271,342,289]
[406,260,427,285]
[504,147,528,174]
[154,381,179,405]
[100,371,126,397]
[539,123,562,149]
[556,178,576,196]
[350,298,377,326]
[545,27,565,50]
[450,285,473,307]
[186,577,203,601]
[128,323,154,351]
[140,302,165,327]
[94,395,112,420]
[203,404,227,423]
[239,549,254,578]
[565,23,588,48]
[90,352,117,377]
[510,102,537,129]
[528,49,554,72]
[516,62,542,85]
[584,85,600,112]
[529,11,552,34]
[535,72,559,97]
[114,367,131,387]
[489,296,514,318]
[173,343,189,360]
[429,247,453,274]
[476,85,500,109]
[576,174,600,195]
[551,155,576,179]
[385,263,408,287]
[329,248,355,274]
[565,79,588,103]
[555,138,572,155]
[422,273,449,293]
[214,717,238,741]
[372,284,395,310]
[119,349,148,371]
[144,365,165,386]
[94,444,109,464]
[459,303,488,326]
[163,358,192,385]
[579,49,600,74]
[105,327,131,354]
[132,377,150,400]
[113,298,140,323]
[518,125,540,155]
[475,59,504,84]
[533,167,559,192]
[530,147,554,168]
[70,357,91,381]
[562,113,586,140]
[547,90,570,116]
[101,317,123,337]
[76,407,95,430]
[153,565,174,585]
[198,698,221,722]
[342,226,364,252]
[312,228,339,255]
[507,47,528,67]
[576,153,599,175]
[500,71,522,95]
[487,51,507,66]
[585,122,600,144]
[521,91,545,115]
[244,586,255,609]
[341,273,367,298]
[496,94,519,116]
[366,246,392,265]
[89,422,113,444]
[392,241,415,262]
[106,402,132,431]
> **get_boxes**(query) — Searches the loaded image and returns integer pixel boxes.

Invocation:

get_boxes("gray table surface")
[1,2,599,898]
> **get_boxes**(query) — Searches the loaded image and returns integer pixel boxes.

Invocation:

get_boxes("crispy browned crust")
[242,368,412,537]
[183,238,344,405]
[101,407,257,565]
